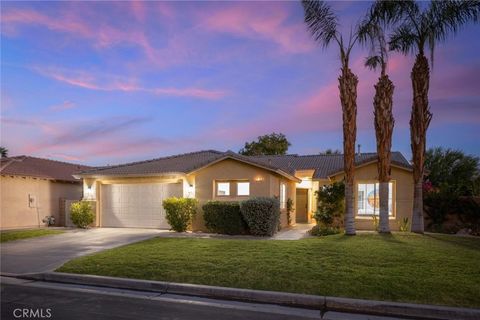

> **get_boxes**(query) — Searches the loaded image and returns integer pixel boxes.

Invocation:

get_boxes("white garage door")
[101,183,182,228]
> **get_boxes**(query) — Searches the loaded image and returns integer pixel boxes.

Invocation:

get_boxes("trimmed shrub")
[240,197,280,236]
[309,225,341,237]
[70,201,95,228]
[163,197,198,232]
[203,201,248,235]
[314,182,345,229]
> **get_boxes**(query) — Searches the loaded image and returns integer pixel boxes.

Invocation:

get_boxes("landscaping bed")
[0,229,65,243]
[57,233,480,308]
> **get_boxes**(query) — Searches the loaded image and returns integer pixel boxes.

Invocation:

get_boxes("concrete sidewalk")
[273,223,315,240]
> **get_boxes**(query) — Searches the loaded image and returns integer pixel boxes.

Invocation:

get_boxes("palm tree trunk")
[374,74,394,233]
[410,53,432,234]
[339,66,358,236]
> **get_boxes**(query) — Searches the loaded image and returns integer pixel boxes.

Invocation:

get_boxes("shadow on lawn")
[335,233,404,244]
[425,233,480,251]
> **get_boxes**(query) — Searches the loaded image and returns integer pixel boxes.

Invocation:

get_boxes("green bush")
[286,198,294,225]
[162,197,198,232]
[203,201,248,235]
[309,225,341,236]
[240,197,280,236]
[314,182,345,228]
[70,201,95,228]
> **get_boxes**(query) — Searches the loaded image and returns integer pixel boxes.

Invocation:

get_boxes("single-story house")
[75,150,414,231]
[0,156,90,229]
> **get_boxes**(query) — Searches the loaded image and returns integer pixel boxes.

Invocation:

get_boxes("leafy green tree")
[320,149,341,155]
[370,0,480,233]
[425,147,479,196]
[239,133,291,156]
[0,146,8,158]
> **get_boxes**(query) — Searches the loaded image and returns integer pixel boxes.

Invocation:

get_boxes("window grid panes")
[357,182,393,216]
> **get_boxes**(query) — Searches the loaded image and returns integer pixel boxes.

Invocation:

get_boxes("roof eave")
[74,171,187,179]
[326,161,413,179]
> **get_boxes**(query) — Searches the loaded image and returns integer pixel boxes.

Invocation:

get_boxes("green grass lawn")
[57,233,480,308]
[0,229,65,243]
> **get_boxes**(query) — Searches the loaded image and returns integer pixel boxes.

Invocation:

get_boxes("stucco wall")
[0,175,82,229]
[330,163,414,231]
[190,159,295,231]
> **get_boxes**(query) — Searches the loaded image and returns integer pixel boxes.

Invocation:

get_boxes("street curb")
[13,272,480,320]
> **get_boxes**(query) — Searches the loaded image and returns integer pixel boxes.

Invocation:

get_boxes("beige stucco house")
[76,150,414,231]
[0,156,90,230]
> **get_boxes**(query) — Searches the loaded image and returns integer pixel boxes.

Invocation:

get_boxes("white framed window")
[357,182,394,216]
[280,183,287,209]
[237,182,250,196]
[217,182,230,196]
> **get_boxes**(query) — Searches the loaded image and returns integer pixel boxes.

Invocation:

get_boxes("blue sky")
[1,1,479,166]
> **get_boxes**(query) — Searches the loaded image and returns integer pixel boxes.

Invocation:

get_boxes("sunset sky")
[1,1,479,166]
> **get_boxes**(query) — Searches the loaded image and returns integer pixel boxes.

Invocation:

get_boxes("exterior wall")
[0,175,82,230]
[190,159,296,231]
[330,163,414,231]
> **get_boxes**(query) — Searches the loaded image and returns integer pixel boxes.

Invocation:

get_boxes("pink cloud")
[200,4,313,54]
[34,67,227,99]
[49,100,76,111]
[46,153,84,162]
[1,6,165,66]
[1,8,91,37]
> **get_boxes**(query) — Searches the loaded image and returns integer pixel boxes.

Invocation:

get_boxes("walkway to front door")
[272,223,315,240]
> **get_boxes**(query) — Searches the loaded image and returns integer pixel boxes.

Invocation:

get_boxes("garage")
[101,182,182,228]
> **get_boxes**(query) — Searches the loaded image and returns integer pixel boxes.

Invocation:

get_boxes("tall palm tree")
[358,15,394,233]
[302,0,364,235]
[371,0,479,233]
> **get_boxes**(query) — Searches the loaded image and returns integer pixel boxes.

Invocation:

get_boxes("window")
[217,182,230,196]
[357,182,393,216]
[280,183,287,209]
[237,182,250,196]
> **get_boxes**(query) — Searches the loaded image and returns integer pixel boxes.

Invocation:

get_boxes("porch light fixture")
[254,176,264,182]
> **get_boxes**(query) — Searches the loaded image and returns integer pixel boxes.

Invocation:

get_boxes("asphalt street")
[1,276,406,320]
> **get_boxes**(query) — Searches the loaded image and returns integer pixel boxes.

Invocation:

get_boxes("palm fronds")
[301,0,339,48]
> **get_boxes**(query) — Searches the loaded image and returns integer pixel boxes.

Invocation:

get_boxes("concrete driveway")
[1,228,163,275]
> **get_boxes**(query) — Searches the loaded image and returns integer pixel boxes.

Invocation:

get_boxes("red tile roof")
[0,156,91,182]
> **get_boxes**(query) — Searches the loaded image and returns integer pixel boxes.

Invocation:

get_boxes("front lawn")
[57,233,480,308]
[0,229,65,243]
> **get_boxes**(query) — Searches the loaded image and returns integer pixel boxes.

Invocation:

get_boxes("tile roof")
[78,150,224,176]
[0,156,91,182]
[78,150,411,180]
[252,152,412,179]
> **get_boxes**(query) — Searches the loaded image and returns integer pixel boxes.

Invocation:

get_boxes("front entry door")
[296,189,308,223]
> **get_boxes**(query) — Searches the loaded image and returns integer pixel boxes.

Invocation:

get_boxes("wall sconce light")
[254,176,264,182]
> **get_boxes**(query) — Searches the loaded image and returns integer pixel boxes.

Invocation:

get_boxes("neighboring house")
[76,150,414,231]
[0,156,90,229]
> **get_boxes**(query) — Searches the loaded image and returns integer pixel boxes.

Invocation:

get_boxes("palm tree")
[302,0,364,235]
[0,146,8,158]
[358,13,395,233]
[371,0,479,233]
